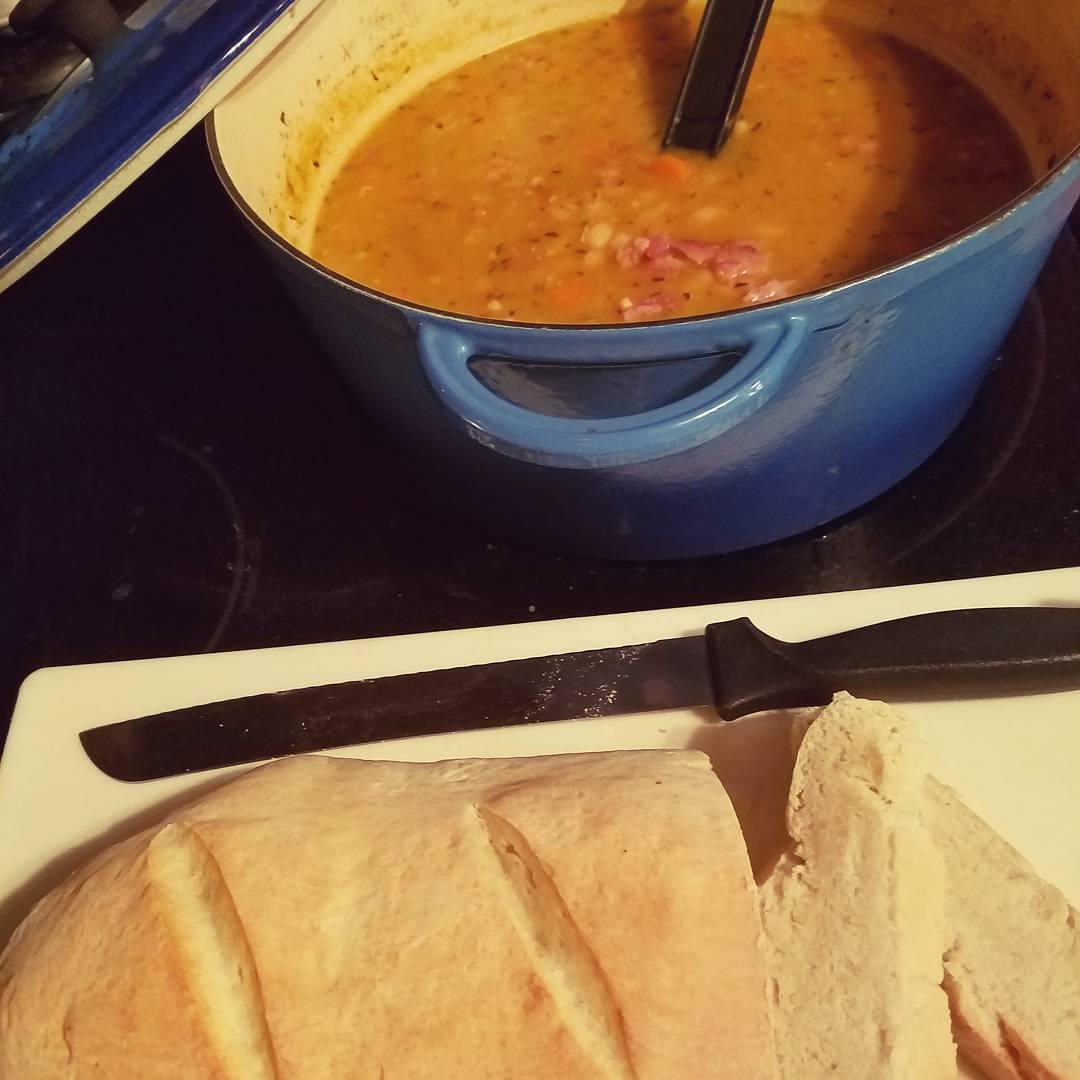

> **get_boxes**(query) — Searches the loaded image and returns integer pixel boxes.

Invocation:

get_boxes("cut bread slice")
[758,692,956,1079]
[928,777,1080,1080]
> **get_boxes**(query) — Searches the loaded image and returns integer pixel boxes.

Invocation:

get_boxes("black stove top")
[3,130,1080,747]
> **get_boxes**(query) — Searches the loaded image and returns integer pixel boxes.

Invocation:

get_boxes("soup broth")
[312,8,1032,323]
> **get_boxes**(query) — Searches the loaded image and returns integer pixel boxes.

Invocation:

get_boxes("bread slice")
[758,692,956,1079]
[928,777,1080,1080]
[0,750,777,1079]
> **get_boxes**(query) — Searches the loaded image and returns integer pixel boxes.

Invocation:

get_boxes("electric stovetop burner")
[1,132,1079,734]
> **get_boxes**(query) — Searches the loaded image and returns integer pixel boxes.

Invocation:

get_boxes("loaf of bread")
[928,777,1080,1080]
[758,693,957,1079]
[0,750,778,1079]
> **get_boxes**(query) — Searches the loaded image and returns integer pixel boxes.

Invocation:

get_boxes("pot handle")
[416,315,808,469]
[9,0,132,65]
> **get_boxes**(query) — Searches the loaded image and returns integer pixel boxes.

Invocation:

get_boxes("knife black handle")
[705,607,1080,720]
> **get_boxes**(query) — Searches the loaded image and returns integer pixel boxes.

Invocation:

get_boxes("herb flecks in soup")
[312,10,1031,324]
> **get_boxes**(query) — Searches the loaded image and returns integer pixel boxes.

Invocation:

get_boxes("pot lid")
[0,0,319,293]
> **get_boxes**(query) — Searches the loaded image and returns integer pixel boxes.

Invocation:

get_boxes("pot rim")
[205,111,1080,333]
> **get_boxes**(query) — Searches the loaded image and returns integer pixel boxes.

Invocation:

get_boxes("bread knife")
[79,607,1080,782]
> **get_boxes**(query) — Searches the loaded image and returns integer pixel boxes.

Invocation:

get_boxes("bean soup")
[312,8,1032,323]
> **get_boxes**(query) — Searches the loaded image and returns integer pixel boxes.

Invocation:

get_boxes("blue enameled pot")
[208,0,1080,560]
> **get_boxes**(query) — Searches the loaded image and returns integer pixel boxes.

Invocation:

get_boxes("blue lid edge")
[0,0,296,273]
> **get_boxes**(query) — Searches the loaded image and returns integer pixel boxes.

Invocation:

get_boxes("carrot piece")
[646,153,695,185]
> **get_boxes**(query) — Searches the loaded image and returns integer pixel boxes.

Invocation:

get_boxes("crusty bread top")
[759,692,956,1080]
[0,831,228,1079]
[0,749,777,1080]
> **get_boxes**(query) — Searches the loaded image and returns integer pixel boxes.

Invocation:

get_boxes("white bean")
[582,221,614,249]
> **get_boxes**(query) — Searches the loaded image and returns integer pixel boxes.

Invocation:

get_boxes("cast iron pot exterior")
[211,125,1080,560]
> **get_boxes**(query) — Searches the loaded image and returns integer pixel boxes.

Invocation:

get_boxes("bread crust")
[0,835,226,1078]
[0,750,777,1080]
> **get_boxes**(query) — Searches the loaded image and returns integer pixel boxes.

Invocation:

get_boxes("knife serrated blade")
[80,635,712,782]
[80,607,1080,782]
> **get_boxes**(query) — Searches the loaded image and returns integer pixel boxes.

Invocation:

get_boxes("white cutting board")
[2,567,1079,1079]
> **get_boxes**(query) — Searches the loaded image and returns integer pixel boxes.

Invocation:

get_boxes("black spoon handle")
[706,607,1080,719]
[663,0,775,154]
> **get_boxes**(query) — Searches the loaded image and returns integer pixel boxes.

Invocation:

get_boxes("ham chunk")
[613,234,768,283]
[707,241,767,282]
[618,292,681,322]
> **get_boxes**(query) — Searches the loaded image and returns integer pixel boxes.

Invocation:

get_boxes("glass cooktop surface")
[2,132,1079,744]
